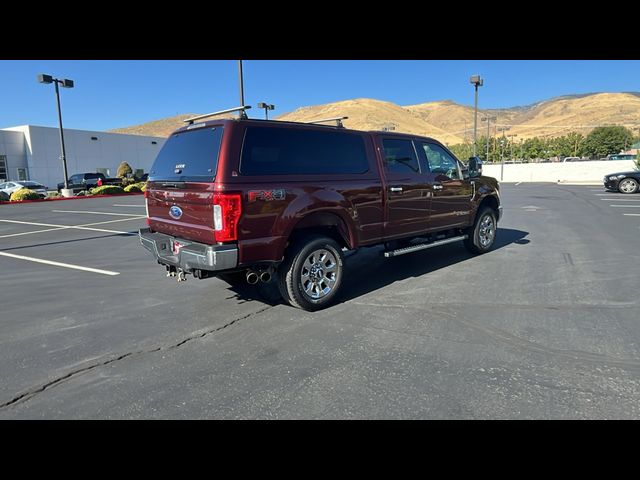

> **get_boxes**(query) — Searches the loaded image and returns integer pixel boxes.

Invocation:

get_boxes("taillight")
[213,193,242,242]
[144,189,150,226]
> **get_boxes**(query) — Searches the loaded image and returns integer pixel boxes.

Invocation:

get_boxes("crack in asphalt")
[437,310,640,373]
[0,305,273,410]
[347,302,640,372]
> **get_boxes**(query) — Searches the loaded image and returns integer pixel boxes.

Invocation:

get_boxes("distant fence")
[483,160,636,183]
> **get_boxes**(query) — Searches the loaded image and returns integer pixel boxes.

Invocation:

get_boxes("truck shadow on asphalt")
[227,228,530,308]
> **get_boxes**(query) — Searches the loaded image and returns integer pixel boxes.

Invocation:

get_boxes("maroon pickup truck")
[139,117,502,311]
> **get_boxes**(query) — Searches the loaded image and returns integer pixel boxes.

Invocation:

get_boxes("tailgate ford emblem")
[169,205,183,220]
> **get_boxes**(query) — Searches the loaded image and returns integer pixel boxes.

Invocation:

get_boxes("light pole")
[37,74,74,194]
[257,102,275,120]
[482,115,496,162]
[470,75,483,157]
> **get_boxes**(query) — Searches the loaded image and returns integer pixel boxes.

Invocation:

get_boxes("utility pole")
[497,126,510,181]
[238,60,247,118]
[508,133,518,160]
[482,116,496,162]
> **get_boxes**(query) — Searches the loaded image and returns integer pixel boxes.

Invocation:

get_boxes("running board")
[383,235,468,258]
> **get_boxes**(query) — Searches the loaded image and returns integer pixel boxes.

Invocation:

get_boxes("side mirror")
[468,156,483,178]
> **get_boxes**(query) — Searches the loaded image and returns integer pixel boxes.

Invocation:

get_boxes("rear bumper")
[139,228,238,272]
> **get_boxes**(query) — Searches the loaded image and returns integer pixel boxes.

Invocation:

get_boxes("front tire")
[464,207,497,254]
[618,178,639,194]
[278,235,344,311]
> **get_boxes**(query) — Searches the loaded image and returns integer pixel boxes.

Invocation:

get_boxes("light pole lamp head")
[258,102,275,110]
[470,75,483,87]
[37,73,54,84]
[61,79,74,88]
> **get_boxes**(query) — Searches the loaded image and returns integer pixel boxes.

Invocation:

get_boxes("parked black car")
[603,171,640,194]
[57,173,123,193]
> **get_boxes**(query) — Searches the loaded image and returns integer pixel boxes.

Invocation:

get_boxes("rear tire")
[277,235,344,311]
[618,178,639,194]
[464,207,497,254]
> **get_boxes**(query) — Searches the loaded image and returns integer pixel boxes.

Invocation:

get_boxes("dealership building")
[0,125,166,189]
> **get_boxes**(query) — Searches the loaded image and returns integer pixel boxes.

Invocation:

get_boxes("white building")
[0,125,166,189]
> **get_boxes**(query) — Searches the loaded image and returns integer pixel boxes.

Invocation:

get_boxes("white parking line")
[623,213,640,216]
[600,198,640,201]
[0,251,119,275]
[610,205,640,208]
[112,204,145,208]
[0,217,142,238]
[515,182,522,186]
[52,209,146,217]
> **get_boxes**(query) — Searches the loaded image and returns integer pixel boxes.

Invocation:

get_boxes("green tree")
[566,132,585,157]
[522,137,546,160]
[581,126,633,158]
[116,161,133,178]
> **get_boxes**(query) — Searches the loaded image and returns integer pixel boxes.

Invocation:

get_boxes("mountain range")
[110,92,640,145]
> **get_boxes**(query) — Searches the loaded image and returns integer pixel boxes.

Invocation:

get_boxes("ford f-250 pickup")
[139,112,502,311]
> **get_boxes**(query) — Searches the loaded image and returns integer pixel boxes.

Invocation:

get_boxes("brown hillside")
[110,93,640,145]
[110,114,198,137]
[277,98,465,144]
[507,92,640,139]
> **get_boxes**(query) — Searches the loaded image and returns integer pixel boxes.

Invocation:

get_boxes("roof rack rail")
[305,116,349,128]
[184,106,252,124]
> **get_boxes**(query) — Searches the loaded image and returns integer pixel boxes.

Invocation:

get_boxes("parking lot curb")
[0,192,144,205]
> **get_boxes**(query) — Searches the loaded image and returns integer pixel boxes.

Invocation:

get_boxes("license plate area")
[171,239,185,255]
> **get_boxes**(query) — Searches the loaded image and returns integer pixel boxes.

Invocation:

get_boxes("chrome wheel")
[478,214,495,247]
[619,178,639,194]
[300,249,339,300]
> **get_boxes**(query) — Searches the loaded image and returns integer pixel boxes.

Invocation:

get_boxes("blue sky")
[1,60,639,131]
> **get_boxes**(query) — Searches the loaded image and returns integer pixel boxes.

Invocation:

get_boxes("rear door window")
[382,139,420,174]
[240,126,369,175]
[149,126,224,182]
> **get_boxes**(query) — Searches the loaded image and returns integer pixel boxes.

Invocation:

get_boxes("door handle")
[433,184,443,190]
[389,187,403,193]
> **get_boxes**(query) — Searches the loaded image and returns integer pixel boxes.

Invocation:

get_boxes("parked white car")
[0,181,49,199]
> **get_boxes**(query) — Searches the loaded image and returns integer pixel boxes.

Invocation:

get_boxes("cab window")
[421,143,460,180]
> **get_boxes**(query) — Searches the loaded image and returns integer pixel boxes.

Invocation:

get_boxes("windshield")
[20,182,45,188]
[149,126,223,182]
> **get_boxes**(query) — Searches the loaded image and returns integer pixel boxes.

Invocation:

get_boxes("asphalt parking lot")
[1,184,639,419]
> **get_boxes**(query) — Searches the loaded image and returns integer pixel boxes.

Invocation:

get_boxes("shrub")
[90,185,126,195]
[124,184,141,193]
[47,191,62,198]
[126,181,147,192]
[10,188,41,201]
[0,191,9,201]
[116,161,133,178]
[121,177,138,187]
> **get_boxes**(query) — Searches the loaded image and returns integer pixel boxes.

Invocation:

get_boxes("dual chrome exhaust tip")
[246,270,271,284]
